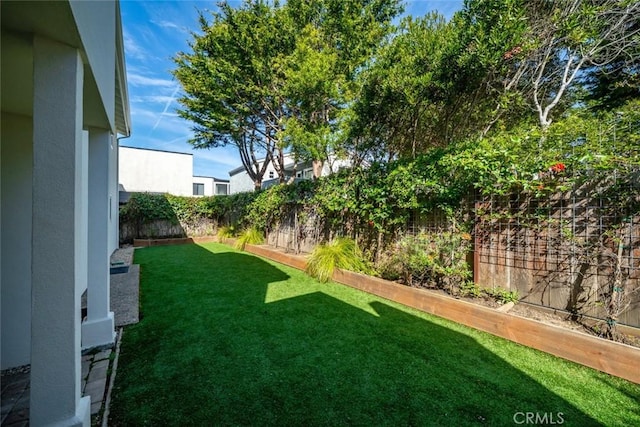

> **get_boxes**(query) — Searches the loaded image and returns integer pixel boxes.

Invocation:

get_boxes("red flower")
[503,46,522,60]
[368,220,374,227]
[550,163,566,173]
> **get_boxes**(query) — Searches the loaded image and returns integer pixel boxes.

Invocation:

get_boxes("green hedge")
[119,192,259,228]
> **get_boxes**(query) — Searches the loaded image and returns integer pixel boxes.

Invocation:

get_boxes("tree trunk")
[312,159,324,179]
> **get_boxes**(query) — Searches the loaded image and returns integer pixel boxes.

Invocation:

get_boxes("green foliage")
[459,281,484,298]
[234,227,265,251]
[460,282,519,304]
[246,181,316,231]
[380,231,471,290]
[174,0,403,185]
[306,237,372,283]
[120,192,260,231]
[119,193,178,225]
[485,287,520,304]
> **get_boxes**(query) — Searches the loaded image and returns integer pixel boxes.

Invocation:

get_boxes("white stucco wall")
[229,157,282,194]
[1,112,33,369]
[119,146,193,196]
[108,135,119,255]
[193,176,214,196]
[229,154,353,194]
[326,157,352,174]
[2,1,127,424]
[229,169,256,194]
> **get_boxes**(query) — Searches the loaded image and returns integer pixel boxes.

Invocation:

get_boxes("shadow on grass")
[110,243,611,426]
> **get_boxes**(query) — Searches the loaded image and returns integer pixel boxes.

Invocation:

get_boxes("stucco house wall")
[229,164,262,194]
[193,175,214,196]
[229,154,354,194]
[1,1,130,424]
[119,146,193,196]
[193,176,230,196]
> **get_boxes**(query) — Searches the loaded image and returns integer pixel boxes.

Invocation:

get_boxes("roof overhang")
[1,0,130,136]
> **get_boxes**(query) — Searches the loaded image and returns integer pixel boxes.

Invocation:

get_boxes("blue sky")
[120,0,463,179]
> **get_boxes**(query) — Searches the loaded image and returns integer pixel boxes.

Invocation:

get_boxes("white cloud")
[127,73,176,88]
[152,19,190,34]
[131,95,177,104]
[123,28,148,61]
[130,106,192,136]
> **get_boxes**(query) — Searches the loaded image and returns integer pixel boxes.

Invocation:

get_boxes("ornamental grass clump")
[234,227,264,251]
[306,237,371,282]
[217,225,236,242]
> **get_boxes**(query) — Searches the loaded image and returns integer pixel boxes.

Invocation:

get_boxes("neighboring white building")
[229,153,353,194]
[119,146,229,197]
[193,175,230,196]
[119,146,193,196]
[1,1,130,425]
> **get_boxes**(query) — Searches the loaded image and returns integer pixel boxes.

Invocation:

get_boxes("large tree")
[351,14,457,159]
[350,0,535,159]
[174,0,402,187]
[173,1,292,190]
[473,0,640,132]
[281,0,403,178]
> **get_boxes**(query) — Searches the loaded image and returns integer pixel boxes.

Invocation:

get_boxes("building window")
[296,171,302,178]
[304,169,314,179]
[269,170,274,179]
[215,183,228,195]
[193,183,204,196]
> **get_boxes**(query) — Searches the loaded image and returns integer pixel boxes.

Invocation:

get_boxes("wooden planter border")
[133,236,218,247]
[242,244,640,384]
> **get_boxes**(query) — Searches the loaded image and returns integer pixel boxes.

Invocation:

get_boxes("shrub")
[382,231,471,291]
[234,227,265,251]
[459,282,519,304]
[306,237,372,283]
[120,193,177,225]
[459,281,483,298]
[486,287,520,304]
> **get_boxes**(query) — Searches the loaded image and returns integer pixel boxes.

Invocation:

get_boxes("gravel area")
[111,264,140,327]
[110,246,135,266]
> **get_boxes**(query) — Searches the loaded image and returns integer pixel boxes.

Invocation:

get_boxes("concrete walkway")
[1,247,138,426]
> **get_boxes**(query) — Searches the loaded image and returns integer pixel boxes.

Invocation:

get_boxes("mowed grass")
[109,242,640,426]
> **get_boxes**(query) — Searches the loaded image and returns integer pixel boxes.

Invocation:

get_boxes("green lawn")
[109,242,640,426]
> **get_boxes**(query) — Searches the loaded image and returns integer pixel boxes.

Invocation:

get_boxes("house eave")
[114,0,130,136]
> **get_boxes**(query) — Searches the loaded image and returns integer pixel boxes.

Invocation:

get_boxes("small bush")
[459,281,483,298]
[234,227,265,251]
[486,287,519,304]
[307,238,371,283]
[458,282,519,304]
[382,232,471,290]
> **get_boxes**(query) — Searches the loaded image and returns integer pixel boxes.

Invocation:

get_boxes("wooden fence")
[266,173,640,328]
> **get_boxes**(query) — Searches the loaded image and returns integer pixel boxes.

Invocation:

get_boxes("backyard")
[109,242,640,426]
